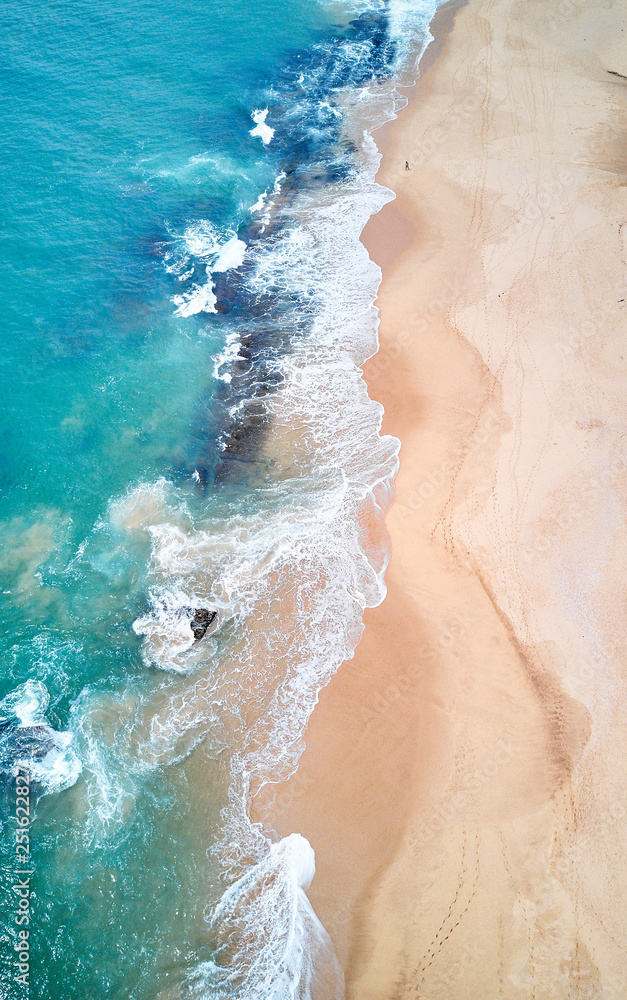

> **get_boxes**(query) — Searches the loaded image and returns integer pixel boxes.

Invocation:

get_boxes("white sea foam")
[132,590,198,670]
[96,3,444,993]
[170,223,247,316]
[179,834,343,1000]
[249,108,275,145]
[251,171,287,229]
[0,680,82,796]
[387,0,440,70]
[320,0,440,71]
[250,190,267,214]
[172,280,218,317]
[121,117,400,996]
[121,137,399,996]
[213,235,246,272]
[69,687,139,844]
[9,679,46,727]
[29,732,81,795]
[212,330,242,384]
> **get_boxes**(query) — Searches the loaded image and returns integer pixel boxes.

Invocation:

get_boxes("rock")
[0,723,57,773]
[189,608,218,643]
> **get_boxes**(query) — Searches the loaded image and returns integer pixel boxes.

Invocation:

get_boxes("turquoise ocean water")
[0,1,439,996]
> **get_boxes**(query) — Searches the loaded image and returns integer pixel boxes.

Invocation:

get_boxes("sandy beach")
[256,0,627,996]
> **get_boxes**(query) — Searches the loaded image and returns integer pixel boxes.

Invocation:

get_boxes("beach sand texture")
[256,0,627,996]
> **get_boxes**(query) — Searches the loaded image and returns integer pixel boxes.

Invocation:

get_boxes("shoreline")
[362,0,467,274]
[261,0,627,996]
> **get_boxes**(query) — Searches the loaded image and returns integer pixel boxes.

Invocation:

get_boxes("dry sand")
[257,0,627,996]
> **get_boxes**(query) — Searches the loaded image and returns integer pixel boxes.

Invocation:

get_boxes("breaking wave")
[66,0,442,995]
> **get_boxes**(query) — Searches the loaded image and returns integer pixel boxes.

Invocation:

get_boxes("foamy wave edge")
[77,1,443,996]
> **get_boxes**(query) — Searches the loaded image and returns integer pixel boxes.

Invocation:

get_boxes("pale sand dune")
[256,0,627,996]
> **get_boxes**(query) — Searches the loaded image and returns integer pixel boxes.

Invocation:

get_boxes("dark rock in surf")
[190,608,218,643]
[0,723,58,774]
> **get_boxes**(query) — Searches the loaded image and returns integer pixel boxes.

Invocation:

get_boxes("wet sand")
[257,0,627,996]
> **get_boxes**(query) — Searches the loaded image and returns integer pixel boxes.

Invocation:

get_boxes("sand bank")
[257,0,627,996]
